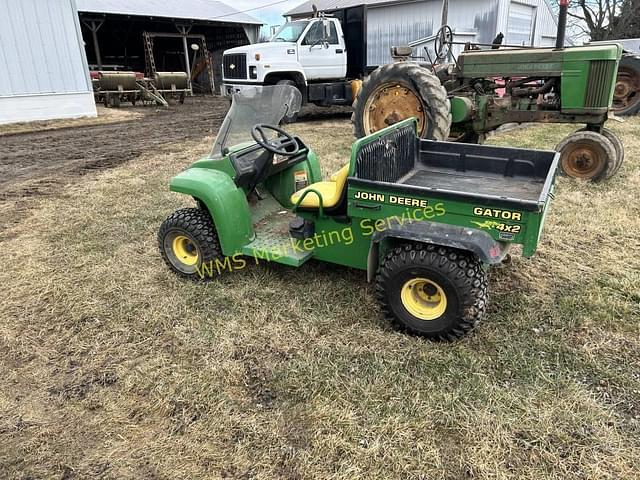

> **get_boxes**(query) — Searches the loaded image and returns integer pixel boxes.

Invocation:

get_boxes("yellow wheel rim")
[363,83,426,136]
[171,235,199,266]
[401,278,447,321]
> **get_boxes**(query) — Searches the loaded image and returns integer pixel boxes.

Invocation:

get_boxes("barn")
[0,0,96,125]
[286,0,560,69]
[76,0,262,94]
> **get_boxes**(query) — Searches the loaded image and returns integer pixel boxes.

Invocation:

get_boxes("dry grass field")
[1,110,639,479]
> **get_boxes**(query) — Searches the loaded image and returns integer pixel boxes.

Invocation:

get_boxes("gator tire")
[555,131,617,182]
[352,62,451,140]
[375,243,488,341]
[613,55,640,116]
[158,207,223,281]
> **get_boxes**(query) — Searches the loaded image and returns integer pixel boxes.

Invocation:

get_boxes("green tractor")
[352,1,624,182]
[159,85,560,340]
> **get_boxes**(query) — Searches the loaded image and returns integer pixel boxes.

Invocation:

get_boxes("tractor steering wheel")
[434,25,454,61]
[251,124,300,157]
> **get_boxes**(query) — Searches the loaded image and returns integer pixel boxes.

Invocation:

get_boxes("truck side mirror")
[323,19,331,41]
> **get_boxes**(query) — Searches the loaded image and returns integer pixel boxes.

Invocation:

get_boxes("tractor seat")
[291,164,349,209]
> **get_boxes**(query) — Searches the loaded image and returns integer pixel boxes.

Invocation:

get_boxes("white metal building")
[287,0,559,68]
[0,0,97,125]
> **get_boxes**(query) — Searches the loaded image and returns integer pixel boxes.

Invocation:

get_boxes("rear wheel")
[376,243,488,340]
[158,208,223,280]
[352,62,451,140]
[612,55,640,116]
[555,131,617,182]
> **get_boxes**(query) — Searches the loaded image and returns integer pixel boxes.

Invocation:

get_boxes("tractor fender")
[366,219,509,282]
[170,168,253,256]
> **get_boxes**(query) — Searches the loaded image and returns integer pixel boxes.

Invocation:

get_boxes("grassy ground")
[1,117,639,479]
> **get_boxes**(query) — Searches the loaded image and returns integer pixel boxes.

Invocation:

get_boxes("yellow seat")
[291,164,349,209]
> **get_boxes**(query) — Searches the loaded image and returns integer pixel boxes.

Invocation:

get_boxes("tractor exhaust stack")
[556,0,569,49]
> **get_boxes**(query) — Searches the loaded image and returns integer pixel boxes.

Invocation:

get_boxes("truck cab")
[222,17,352,105]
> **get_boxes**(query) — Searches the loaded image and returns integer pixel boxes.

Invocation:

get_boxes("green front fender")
[170,168,253,255]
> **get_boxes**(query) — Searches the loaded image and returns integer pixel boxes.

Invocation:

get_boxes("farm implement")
[352,0,624,182]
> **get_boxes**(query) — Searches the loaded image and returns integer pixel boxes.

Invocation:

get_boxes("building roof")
[286,0,403,16]
[77,0,262,25]
[286,0,558,18]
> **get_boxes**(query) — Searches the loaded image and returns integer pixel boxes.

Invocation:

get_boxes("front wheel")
[555,131,617,182]
[276,79,300,123]
[376,243,488,340]
[158,208,223,280]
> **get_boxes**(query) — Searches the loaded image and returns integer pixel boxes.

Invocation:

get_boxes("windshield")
[210,85,303,158]
[271,21,309,42]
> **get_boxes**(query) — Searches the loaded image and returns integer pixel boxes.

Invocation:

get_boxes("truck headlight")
[249,66,258,79]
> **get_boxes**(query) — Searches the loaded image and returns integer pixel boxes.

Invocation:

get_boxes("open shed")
[77,0,262,93]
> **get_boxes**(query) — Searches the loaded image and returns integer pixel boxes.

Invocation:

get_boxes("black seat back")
[353,122,418,184]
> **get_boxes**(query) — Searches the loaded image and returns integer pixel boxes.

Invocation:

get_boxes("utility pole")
[440,0,449,27]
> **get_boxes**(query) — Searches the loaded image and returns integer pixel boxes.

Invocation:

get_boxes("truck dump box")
[347,120,559,257]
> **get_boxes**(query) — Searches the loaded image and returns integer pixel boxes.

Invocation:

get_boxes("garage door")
[507,2,536,46]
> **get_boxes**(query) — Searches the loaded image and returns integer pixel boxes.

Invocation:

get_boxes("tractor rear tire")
[613,55,640,116]
[376,243,488,341]
[352,62,451,140]
[555,131,617,182]
[158,207,223,281]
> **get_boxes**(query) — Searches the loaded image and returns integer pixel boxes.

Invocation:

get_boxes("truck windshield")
[210,85,302,159]
[271,21,309,42]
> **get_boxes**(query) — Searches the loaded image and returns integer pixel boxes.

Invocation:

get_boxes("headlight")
[249,66,258,79]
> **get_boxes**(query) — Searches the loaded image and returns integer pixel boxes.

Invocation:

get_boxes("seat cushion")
[291,164,349,209]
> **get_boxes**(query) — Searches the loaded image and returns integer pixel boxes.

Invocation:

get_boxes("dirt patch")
[0,97,227,201]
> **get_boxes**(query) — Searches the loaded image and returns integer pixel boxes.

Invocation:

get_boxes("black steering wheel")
[434,25,453,61]
[251,123,300,157]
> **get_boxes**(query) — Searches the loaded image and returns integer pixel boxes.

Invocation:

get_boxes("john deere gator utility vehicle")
[158,85,560,340]
[352,0,624,182]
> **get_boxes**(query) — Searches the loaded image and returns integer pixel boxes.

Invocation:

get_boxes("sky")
[222,0,304,32]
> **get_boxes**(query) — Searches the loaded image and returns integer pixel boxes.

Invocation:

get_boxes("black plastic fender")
[367,219,510,282]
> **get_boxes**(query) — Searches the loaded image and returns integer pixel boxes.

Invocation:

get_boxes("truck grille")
[585,60,616,109]
[223,53,247,80]
[355,124,417,183]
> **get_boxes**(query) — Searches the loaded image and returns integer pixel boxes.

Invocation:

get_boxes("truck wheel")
[276,80,300,123]
[352,63,451,140]
[449,127,482,144]
[555,131,617,182]
[158,208,223,281]
[612,55,640,116]
[577,127,624,175]
[376,243,488,340]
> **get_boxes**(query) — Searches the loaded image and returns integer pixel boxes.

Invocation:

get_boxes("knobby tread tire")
[615,55,640,117]
[352,62,451,140]
[555,130,617,182]
[158,207,222,281]
[375,243,488,341]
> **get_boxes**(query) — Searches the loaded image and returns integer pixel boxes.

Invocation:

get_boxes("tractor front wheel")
[577,127,625,175]
[158,207,223,281]
[376,243,488,340]
[555,131,617,182]
[352,62,451,140]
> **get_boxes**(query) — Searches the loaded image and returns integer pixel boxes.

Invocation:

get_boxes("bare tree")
[566,0,640,40]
